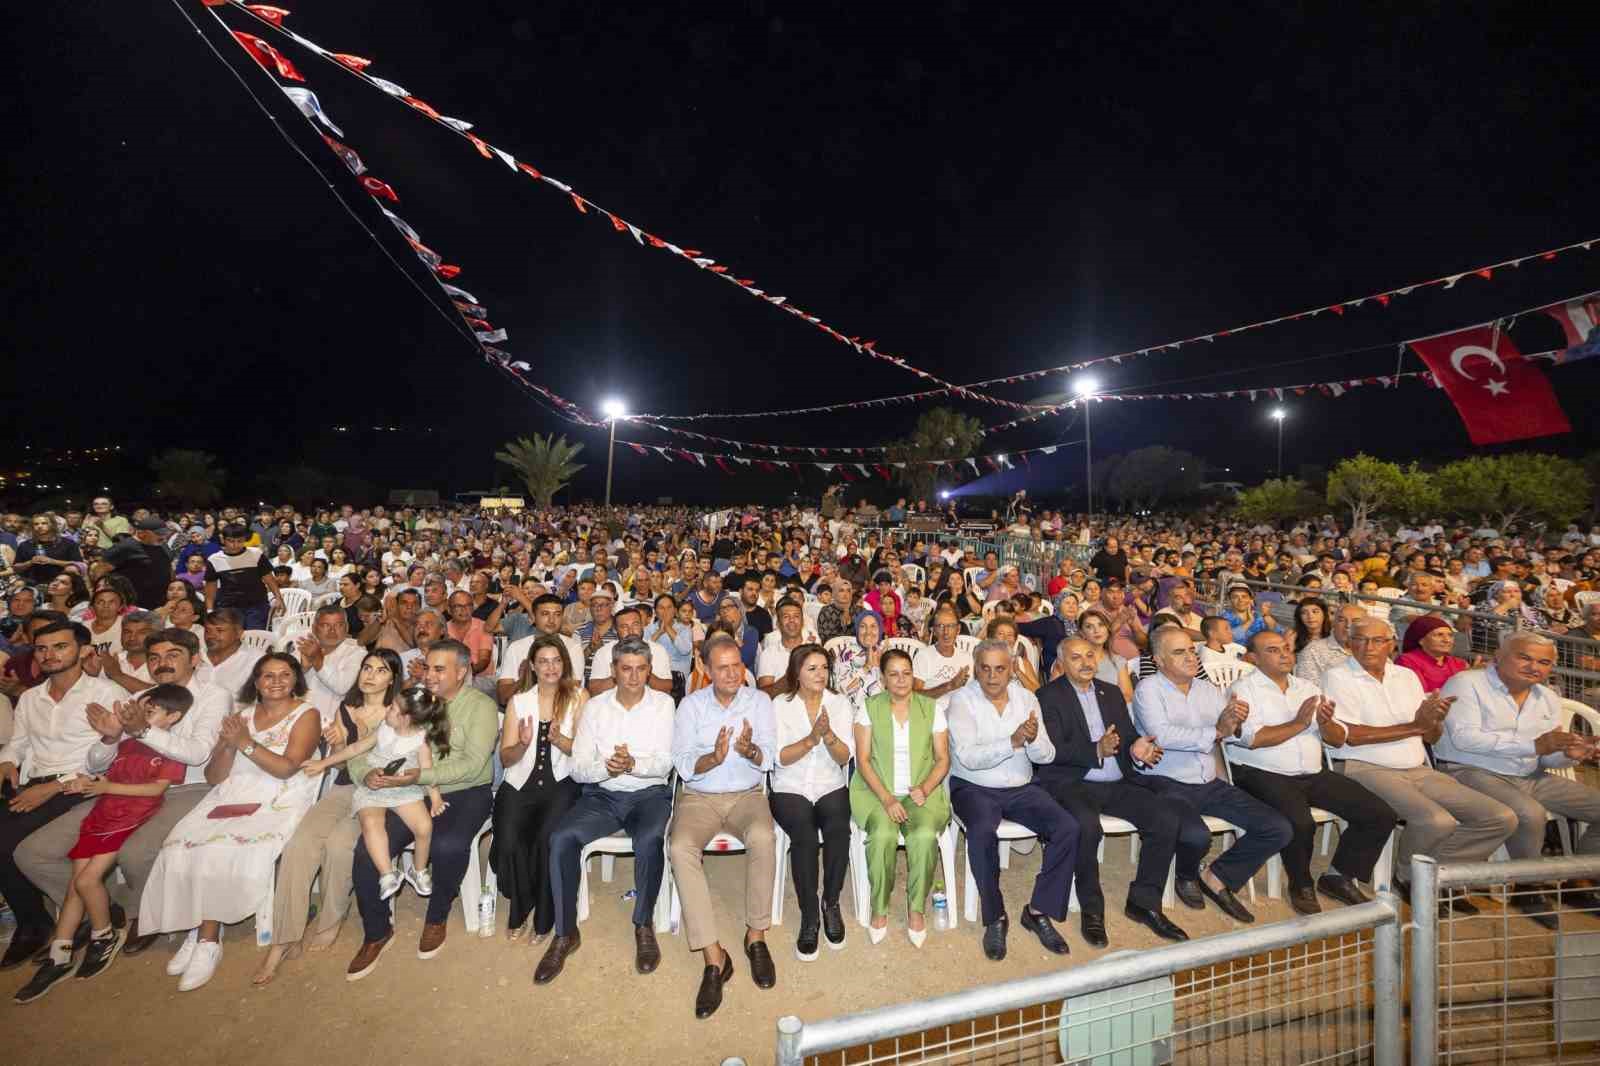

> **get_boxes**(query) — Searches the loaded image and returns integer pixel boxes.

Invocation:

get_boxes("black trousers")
[1040,775,1180,914]
[768,787,852,923]
[1230,765,1398,888]
[950,778,1079,926]
[354,784,495,940]
[0,785,88,932]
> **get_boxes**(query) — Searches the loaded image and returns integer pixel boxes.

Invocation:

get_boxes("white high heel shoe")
[907,924,928,949]
[867,922,888,945]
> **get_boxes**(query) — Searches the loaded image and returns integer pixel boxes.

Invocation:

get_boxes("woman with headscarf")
[1395,616,1469,693]
[342,513,372,561]
[832,611,886,717]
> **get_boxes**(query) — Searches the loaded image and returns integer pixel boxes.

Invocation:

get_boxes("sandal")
[251,941,302,987]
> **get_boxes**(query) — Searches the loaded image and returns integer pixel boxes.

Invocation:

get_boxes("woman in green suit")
[850,647,951,947]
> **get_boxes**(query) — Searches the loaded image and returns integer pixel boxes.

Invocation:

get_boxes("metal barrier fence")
[772,897,1403,1066]
[1410,853,1600,1066]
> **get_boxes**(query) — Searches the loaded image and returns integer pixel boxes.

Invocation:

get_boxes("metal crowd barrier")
[1410,853,1600,1066]
[770,898,1403,1066]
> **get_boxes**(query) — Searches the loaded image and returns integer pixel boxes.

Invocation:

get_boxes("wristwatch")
[240,743,257,758]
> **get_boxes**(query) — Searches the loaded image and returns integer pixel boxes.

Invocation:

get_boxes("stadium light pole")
[1073,376,1099,515]
[1271,407,1287,477]
[602,399,626,506]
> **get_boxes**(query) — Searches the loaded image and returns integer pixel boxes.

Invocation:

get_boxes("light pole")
[1073,376,1099,515]
[602,398,626,505]
[1271,407,1287,477]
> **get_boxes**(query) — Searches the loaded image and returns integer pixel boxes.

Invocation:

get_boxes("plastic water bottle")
[477,890,496,937]
[931,892,950,931]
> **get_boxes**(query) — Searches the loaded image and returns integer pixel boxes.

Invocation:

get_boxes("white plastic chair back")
[1205,658,1255,688]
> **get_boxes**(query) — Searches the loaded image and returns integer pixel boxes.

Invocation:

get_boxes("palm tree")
[151,449,226,507]
[495,434,586,506]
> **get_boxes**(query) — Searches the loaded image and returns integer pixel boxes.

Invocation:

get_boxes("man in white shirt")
[1131,627,1291,925]
[200,608,265,700]
[16,626,232,957]
[947,640,1077,961]
[293,605,366,725]
[0,621,126,969]
[1436,633,1600,923]
[1322,617,1515,915]
[755,599,815,694]
[588,605,672,696]
[496,593,584,705]
[1224,631,1398,916]
[538,639,675,985]
[913,608,972,713]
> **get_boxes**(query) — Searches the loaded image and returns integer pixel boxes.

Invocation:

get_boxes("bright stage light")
[1271,407,1287,422]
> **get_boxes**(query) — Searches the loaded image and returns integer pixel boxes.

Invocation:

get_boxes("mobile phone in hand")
[382,758,406,776]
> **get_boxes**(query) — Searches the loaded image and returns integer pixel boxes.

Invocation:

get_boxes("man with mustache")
[15,627,231,958]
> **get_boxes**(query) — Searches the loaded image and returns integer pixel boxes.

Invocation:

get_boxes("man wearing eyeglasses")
[1322,617,1516,916]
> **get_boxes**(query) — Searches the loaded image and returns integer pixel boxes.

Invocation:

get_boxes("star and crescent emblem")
[1449,344,1510,396]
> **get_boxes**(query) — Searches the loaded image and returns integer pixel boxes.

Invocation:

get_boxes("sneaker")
[166,929,200,976]
[14,959,75,1004]
[378,869,403,900]
[76,930,124,981]
[406,864,434,897]
[795,918,820,962]
[178,940,222,992]
[820,899,846,950]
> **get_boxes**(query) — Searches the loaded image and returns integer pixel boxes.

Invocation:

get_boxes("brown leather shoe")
[417,921,447,959]
[345,934,393,982]
[694,951,735,1019]
[533,931,581,985]
[119,919,161,959]
[634,924,661,974]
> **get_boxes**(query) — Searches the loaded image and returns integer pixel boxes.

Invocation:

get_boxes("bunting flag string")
[201,1,602,429]
[212,0,1035,411]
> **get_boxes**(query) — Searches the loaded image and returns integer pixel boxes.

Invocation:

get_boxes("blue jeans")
[240,603,269,631]
[1139,776,1293,892]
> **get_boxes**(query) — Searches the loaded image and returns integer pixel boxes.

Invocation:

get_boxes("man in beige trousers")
[669,635,779,1020]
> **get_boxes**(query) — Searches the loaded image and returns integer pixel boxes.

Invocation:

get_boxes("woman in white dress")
[139,652,321,991]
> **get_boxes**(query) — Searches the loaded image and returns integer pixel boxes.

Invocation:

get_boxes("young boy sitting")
[14,684,192,1004]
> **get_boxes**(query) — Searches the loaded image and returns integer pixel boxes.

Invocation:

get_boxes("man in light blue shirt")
[1437,633,1600,921]
[668,635,779,1019]
[947,640,1079,962]
[1132,627,1291,925]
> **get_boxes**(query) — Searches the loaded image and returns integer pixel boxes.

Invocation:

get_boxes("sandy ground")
[5,837,1349,1066]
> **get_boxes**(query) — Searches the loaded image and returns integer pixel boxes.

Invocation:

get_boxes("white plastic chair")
[900,563,925,588]
[880,636,926,659]
[578,831,675,932]
[665,778,782,935]
[272,610,317,641]
[278,588,313,617]
[955,813,1039,924]
[310,591,342,611]
[954,634,981,657]
[772,819,859,927]
[1218,741,1337,900]
[1487,698,1596,861]
[823,635,858,660]
[1067,815,1156,912]
[393,815,497,932]
[1204,659,1255,688]
[239,629,277,655]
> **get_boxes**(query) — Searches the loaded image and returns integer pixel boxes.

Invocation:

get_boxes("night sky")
[5,1,1595,506]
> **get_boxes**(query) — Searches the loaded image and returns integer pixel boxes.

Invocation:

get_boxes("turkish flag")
[1409,326,1571,444]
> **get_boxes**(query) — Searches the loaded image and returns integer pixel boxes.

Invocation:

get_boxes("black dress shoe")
[982,916,1009,961]
[795,918,820,962]
[694,952,735,1019]
[745,938,776,988]
[820,899,846,949]
[1316,874,1369,907]
[1173,877,1206,910]
[1508,891,1559,930]
[1019,907,1070,955]
[634,925,660,974]
[533,931,581,985]
[120,920,160,958]
[1288,886,1322,916]
[1124,903,1188,942]
[1081,912,1108,949]
[1,928,49,971]
[1199,879,1255,923]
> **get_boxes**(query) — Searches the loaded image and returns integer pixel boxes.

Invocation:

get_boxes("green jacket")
[349,685,497,794]
[849,690,949,819]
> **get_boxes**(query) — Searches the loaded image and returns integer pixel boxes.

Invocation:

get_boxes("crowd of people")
[0,496,1597,1018]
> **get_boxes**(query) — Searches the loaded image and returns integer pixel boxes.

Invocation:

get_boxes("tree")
[495,434,585,507]
[1325,454,1436,538]
[1104,446,1204,510]
[1235,477,1322,524]
[151,449,225,507]
[886,407,985,501]
[1432,453,1591,531]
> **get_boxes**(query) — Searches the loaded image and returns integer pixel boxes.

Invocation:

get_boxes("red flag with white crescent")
[1408,326,1570,444]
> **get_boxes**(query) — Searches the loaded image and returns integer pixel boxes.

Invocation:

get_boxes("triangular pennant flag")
[440,282,479,303]
[369,76,410,97]
[244,5,291,26]
[231,31,304,81]
[475,328,507,343]
[320,134,365,175]
[281,87,342,135]
[627,443,648,456]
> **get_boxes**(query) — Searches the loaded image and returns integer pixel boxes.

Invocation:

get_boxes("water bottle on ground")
[931,891,950,931]
[478,889,496,937]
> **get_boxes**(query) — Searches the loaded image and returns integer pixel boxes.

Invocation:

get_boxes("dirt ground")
[5,838,1343,1066]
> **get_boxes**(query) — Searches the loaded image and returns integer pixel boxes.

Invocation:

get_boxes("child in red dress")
[14,685,192,1003]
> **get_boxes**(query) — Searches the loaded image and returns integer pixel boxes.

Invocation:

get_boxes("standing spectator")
[12,514,84,586]
[203,523,284,632]
[82,498,131,545]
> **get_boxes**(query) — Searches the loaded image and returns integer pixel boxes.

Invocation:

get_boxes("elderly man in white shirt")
[1132,626,1291,925]
[16,626,233,958]
[1224,631,1398,916]
[1322,617,1515,916]
[1436,632,1600,923]
[537,638,676,985]
[947,638,1078,962]
[669,635,780,1020]
[0,621,127,969]
[913,607,973,714]
[293,605,366,725]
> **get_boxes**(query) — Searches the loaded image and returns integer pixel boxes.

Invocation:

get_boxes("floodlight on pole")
[1270,407,1287,476]
[602,398,626,505]
[1073,376,1099,516]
